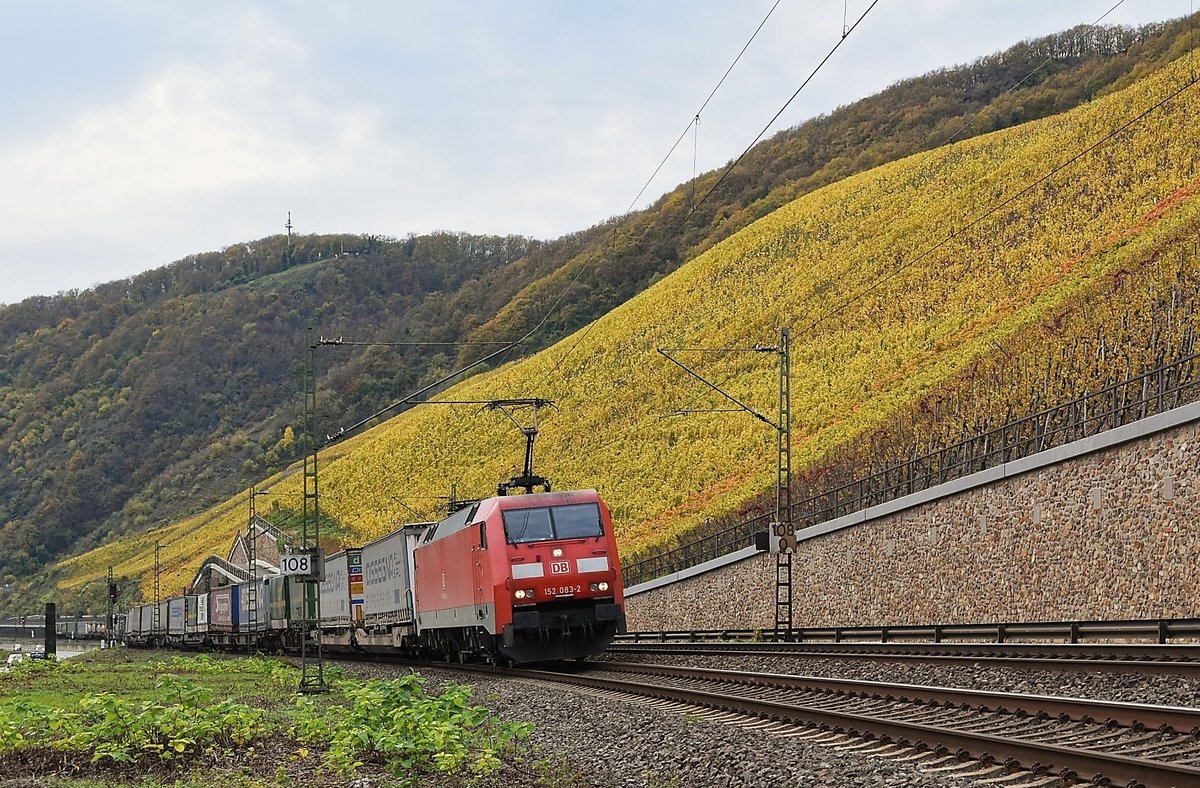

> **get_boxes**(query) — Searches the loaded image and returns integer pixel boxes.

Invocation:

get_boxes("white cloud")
[0,0,1190,303]
[0,62,393,294]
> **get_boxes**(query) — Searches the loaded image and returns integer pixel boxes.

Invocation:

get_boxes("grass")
[0,649,537,787]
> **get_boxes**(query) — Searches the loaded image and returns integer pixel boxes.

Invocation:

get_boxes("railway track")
[475,660,1200,787]
[606,641,1200,676]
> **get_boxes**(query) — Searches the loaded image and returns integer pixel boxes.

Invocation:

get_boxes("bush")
[0,673,269,765]
[293,672,531,783]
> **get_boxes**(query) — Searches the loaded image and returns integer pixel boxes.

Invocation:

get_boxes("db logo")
[550,561,570,575]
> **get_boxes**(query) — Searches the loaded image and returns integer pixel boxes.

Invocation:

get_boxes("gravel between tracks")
[340,660,979,788]
[338,651,1200,787]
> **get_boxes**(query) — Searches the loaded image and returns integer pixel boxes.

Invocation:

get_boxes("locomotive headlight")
[598,581,610,592]
[515,589,528,600]
[552,548,564,558]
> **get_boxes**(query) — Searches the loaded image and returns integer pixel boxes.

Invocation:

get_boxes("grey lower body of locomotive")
[501,600,626,663]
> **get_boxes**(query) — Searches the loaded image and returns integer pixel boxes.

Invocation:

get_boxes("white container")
[318,551,351,626]
[361,524,429,627]
[167,597,186,636]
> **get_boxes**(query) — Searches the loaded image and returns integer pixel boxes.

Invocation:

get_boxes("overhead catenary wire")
[625,0,784,217]
[323,341,524,444]
[682,0,882,228]
[658,346,780,353]
[578,54,1200,464]
[796,71,1200,340]
[531,2,882,391]
[658,347,777,427]
[522,0,813,392]
[324,264,580,441]
[934,0,1131,150]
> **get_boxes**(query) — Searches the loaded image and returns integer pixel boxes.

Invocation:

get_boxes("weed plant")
[0,650,531,786]
[292,672,532,780]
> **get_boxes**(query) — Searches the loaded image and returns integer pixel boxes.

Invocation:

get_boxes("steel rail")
[589,661,1200,733]
[616,618,1200,645]
[606,641,1200,676]
[525,663,1200,787]
[326,655,1200,786]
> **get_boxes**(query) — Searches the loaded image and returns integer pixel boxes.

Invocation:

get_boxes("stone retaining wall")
[625,419,1200,631]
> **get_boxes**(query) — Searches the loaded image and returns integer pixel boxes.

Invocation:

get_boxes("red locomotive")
[128,398,626,665]
[413,488,625,664]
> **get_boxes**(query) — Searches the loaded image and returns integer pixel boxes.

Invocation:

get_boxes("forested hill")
[1,16,1195,612]
[0,233,551,577]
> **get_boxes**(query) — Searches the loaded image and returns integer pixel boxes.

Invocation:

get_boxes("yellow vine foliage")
[61,54,1200,596]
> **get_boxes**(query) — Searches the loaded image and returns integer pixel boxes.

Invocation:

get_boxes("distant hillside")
[58,49,1200,605]
[0,233,549,594]
[2,15,1196,613]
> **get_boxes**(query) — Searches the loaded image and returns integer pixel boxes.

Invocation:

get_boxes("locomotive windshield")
[551,503,604,538]
[503,503,603,544]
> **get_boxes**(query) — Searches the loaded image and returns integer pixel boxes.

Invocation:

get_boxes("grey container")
[361,524,429,627]
[318,551,351,626]
[167,596,186,636]
[124,604,153,636]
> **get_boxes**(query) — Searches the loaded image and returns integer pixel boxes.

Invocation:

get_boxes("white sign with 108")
[279,551,324,581]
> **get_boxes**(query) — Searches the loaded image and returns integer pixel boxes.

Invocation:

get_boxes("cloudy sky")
[0,0,1190,304]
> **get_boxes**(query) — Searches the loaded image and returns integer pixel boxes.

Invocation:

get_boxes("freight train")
[125,489,626,665]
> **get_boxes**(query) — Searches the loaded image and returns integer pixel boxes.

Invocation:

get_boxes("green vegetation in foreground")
[0,649,533,787]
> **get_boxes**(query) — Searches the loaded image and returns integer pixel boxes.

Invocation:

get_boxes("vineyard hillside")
[61,53,1200,601]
